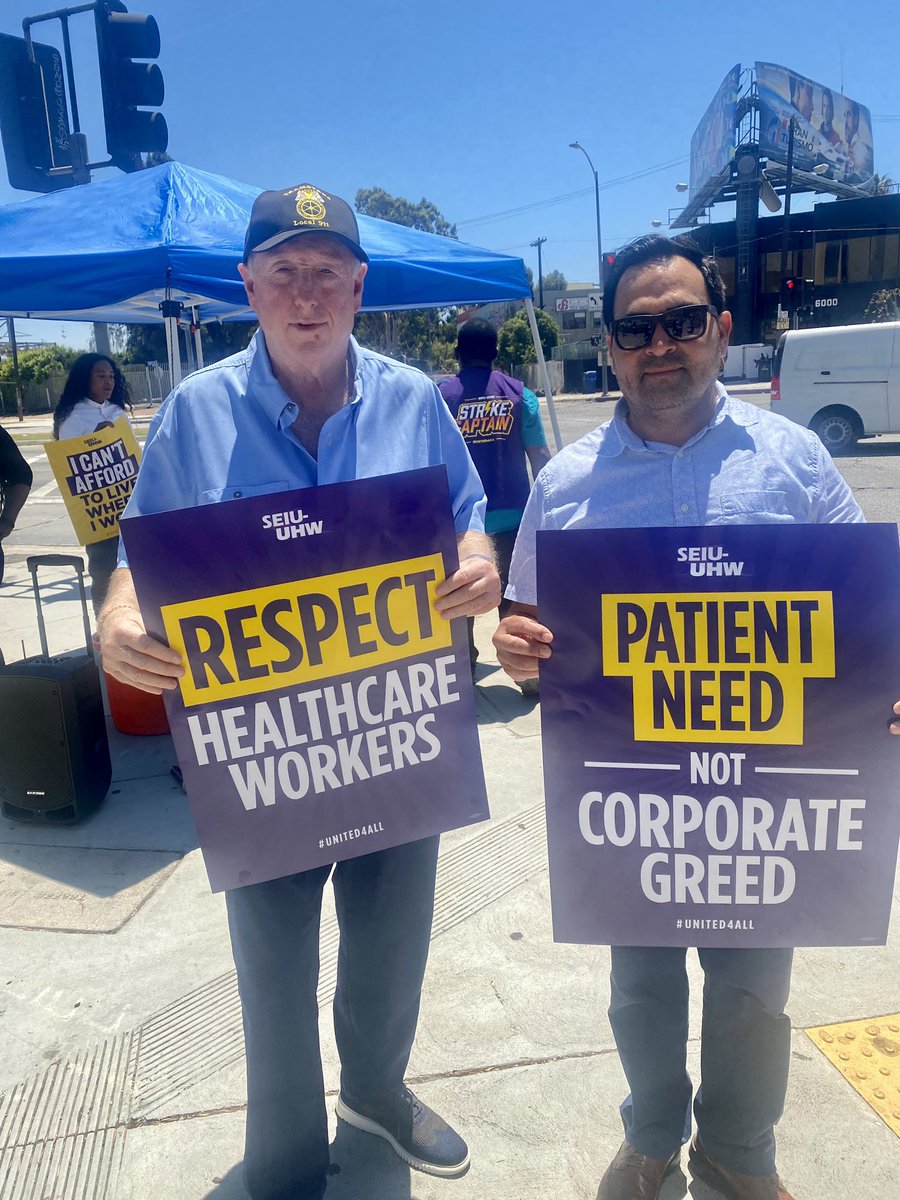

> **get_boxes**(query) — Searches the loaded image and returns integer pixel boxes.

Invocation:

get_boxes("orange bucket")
[93,634,170,736]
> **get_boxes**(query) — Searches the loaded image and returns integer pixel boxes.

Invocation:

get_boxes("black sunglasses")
[612,303,719,350]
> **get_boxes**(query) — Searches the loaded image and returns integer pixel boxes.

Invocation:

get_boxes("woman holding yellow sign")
[53,354,133,615]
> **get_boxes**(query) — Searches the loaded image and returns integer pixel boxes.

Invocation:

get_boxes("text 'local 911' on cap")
[243,183,369,263]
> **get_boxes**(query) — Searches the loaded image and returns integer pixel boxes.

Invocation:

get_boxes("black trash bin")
[582,370,598,394]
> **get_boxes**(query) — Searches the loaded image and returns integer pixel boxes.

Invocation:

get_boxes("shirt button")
[233,490,243,498]
[680,503,689,513]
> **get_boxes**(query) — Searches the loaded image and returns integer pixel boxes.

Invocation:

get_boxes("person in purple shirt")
[99,184,499,1200]
[493,234,891,1200]
[439,318,550,686]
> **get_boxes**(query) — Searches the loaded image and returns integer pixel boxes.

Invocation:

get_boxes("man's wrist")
[463,552,495,566]
[98,602,141,632]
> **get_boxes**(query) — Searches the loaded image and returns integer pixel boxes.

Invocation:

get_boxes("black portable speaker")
[0,555,111,824]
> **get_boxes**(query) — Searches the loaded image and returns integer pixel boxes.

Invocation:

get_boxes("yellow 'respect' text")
[601,591,834,744]
[162,554,451,708]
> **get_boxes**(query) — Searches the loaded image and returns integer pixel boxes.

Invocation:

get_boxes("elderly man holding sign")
[100,184,499,1200]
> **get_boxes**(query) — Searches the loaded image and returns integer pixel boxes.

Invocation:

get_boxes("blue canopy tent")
[0,163,559,443]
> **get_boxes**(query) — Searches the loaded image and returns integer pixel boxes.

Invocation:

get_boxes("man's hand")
[493,608,553,681]
[99,570,184,695]
[434,553,501,621]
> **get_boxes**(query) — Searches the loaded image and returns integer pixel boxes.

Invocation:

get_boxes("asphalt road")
[6,393,900,554]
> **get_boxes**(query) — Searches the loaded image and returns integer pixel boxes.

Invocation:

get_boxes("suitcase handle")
[26,554,92,658]
[26,554,86,575]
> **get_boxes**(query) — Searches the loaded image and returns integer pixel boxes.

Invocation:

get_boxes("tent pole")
[192,307,204,369]
[524,297,562,452]
[165,316,183,387]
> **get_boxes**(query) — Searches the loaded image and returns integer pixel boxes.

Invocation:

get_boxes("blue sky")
[3,0,899,349]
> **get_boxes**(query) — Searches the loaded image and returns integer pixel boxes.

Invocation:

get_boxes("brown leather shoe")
[688,1138,795,1199]
[596,1139,680,1199]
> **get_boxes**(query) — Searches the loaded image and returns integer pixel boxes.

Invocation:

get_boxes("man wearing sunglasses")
[493,234,868,1200]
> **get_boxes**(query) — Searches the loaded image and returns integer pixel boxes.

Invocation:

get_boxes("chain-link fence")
[0,363,173,418]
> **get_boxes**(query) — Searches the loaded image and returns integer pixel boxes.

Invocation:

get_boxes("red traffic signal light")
[781,276,805,309]
[94,1,167,170]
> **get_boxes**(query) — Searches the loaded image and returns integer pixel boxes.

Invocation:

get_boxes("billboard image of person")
[688,64,740,196]
[756,61,875,191]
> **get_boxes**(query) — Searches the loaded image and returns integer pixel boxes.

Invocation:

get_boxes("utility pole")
[569,142,609,394]
[779,117,797,330]
[7,318,24,422]
[530,237,547,308]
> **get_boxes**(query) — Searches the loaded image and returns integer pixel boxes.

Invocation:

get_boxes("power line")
[455,156,689,230]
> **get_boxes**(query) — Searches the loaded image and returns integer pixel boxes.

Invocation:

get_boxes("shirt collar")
[601,383,757,457]
[248,330,364,426]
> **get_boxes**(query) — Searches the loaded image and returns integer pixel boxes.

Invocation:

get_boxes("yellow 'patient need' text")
[601,591,835,744]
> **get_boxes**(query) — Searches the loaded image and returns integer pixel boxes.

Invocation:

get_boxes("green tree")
[354,188,456,238]
[123,321,257,367]
[353,187,459,371]
[0,344,78,385]
[542,269,568,292]
[864,288,900,322]
[871,173,897,197]
[497,308,559,370]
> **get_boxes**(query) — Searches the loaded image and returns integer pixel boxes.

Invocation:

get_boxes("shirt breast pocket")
[199,481,291,505]
[707,490,792,523]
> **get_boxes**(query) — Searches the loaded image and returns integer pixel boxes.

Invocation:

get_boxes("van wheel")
[810,407,861,455]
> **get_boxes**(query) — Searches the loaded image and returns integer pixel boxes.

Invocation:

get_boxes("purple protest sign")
[537,524,900,948]
[121,467,489,892]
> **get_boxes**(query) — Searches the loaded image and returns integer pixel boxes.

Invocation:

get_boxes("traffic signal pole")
[779,117,797,330]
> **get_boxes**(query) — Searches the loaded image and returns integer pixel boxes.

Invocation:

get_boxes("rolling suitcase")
[0,554,111,824]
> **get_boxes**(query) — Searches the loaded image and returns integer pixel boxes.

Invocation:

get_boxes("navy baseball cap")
[243,183,368,263]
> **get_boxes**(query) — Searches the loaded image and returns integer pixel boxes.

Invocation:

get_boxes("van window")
[794,326,894,371]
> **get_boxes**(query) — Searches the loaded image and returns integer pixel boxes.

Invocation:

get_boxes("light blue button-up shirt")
[121,332,486,557]
[507,388,864,606]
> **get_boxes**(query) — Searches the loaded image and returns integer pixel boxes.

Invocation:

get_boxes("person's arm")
[521,386,552,480]
[526,443,552,478]
[0,429,33,539]
[492,602,553,680]
[0,482,31,540]
[433,531,501,621]
[98,567,185,694]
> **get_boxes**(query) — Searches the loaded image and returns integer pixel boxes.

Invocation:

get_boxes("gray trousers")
[226,836,441,1200]
[609,945,793,1176]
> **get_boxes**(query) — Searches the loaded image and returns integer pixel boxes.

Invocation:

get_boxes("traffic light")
[94,1,167,171]
[602,253,616,286]
[0,33,73,192]
[781,277,803,309]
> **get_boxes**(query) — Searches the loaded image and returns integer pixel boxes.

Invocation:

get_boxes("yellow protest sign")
[44,418,142,545]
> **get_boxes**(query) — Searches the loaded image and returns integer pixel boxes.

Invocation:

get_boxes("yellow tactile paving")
[806,1014,900,1136]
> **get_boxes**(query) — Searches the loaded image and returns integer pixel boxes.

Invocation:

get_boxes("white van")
[770,321,900,454]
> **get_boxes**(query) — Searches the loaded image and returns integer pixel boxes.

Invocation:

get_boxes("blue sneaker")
[336,1087,470,1177]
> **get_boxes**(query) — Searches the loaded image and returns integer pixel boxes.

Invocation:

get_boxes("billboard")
[756,62,874,191]
[689,64,740,196]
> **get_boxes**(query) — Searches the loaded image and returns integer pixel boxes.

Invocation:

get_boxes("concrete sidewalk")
[0,552,897,1200]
